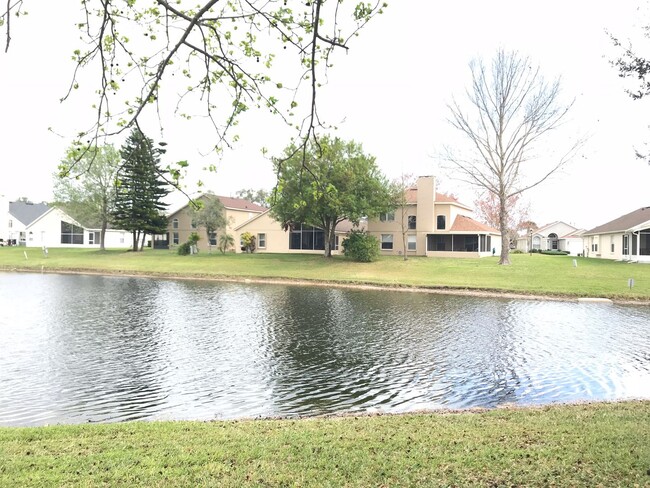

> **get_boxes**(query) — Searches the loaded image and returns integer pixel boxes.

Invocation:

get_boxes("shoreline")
[3,265,649,305]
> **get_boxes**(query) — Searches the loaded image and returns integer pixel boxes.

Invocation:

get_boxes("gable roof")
[168,193,267,217]
[9,201,50,226]
[449,215,499,233]
[585,207,650,235]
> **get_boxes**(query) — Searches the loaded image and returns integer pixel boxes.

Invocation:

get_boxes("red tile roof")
[450,215,500,233]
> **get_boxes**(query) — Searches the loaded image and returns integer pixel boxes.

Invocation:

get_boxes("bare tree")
[1,1,386,176]
[391,173,416,261]
[444,49,578,265]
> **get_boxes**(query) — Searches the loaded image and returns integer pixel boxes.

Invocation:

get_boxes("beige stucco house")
[232,210,353,254]
[165,194,267,252]
[516,221,585,255]
[582,207,650,262]
[366,176,501,258]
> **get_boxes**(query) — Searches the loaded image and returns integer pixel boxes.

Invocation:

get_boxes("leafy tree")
[112,128,170,251]
[235,189,271,208]
[218,234,235,254]
[190,194,227,253]
[1,2,386,175]
[240,232,256,253]
[390,173,416,261]
[473,192,530,249]
[610,22,650,163]
[444,49,579,265]
[272,136,393,257]
[53,144,120,251]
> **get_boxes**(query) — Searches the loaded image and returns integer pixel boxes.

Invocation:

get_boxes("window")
[408,215,417,230]
[381,234,393,250]
[289,224,326,250]
[591,243,598,252]
[119,233,125,244]
[379,212,395,222]
[172,218,179,229]
[623,235,629,255]
[258,233,266,249]
[611,242,615,253]
[436,215,446,230]
[8,219,12,229]
[407,235,416,251]
[60,221,84,244]
[173,232,179,245]
[209,232,217,246]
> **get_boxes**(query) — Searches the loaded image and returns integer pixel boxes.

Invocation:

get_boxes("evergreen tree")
[112,128,170,251]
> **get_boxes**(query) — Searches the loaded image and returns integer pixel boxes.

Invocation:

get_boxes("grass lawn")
[0,246,649,300]
[1,401,648,487]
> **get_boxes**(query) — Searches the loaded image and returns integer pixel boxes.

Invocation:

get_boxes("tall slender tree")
[444,49,579,265]
[190,194,228,253]
[112,128,170,251]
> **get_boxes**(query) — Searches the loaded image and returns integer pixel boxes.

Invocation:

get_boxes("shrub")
[177,242,191,255]
[540,250,570,255]
[511,249,524,254]
[342,230,380,262]
[240,232,256,253]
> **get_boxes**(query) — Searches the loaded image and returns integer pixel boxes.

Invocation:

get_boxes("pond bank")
[3,265,649,306]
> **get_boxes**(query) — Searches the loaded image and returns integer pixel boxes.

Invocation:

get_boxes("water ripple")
[0,273,649,426]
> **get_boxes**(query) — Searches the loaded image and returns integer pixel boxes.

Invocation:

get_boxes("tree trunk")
[132,230,138,252]
[100,220,107,252]
[498,191,511,265]
[323,219,335,258]
[140,232,147,251]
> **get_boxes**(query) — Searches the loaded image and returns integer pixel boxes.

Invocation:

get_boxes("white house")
[1,198,133,249]
[516,221,585,255]
[583,207,650,262]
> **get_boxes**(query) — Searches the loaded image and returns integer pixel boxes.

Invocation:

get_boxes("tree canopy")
[271,135,393,257]
[112,128,170,251]
[1,1,386,176]
[53,144,120,251]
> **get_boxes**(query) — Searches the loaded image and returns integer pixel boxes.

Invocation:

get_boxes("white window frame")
[173,232,179,245]
[407,235,417,251]
[379,212,395,222]
[257,233,266,249]
[381,234,393,250]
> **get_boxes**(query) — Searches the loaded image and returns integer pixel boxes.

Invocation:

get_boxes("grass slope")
[1,247,649,300]
[1,402,648,487]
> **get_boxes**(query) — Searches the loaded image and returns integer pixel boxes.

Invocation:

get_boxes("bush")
[342,230,380,262]
[240,232,256,253]
[540,250,570,255]
[511,249,524,254]
[177,242,191,255]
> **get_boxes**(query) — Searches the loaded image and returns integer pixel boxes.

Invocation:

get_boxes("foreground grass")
[1,246,649,300]
[1,401,648,487]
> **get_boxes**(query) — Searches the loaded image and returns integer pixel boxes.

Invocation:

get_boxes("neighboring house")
[166,194,267,251]
[516,221,585,255]
[232,210,352,254]
[366,176,501,258]
[0,197,133,249]
[582,207,650,262]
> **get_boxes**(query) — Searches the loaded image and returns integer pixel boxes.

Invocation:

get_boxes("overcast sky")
[1,1,649,230]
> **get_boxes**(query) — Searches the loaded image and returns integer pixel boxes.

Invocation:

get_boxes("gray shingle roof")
[585,207,650,235]
[9,201,50,226]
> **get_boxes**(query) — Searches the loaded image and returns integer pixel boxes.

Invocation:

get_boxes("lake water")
[0,272,649,426]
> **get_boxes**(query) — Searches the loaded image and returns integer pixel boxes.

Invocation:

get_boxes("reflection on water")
[0,273,649,426]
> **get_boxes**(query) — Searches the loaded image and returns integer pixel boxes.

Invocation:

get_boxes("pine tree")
[112,128,169,251]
